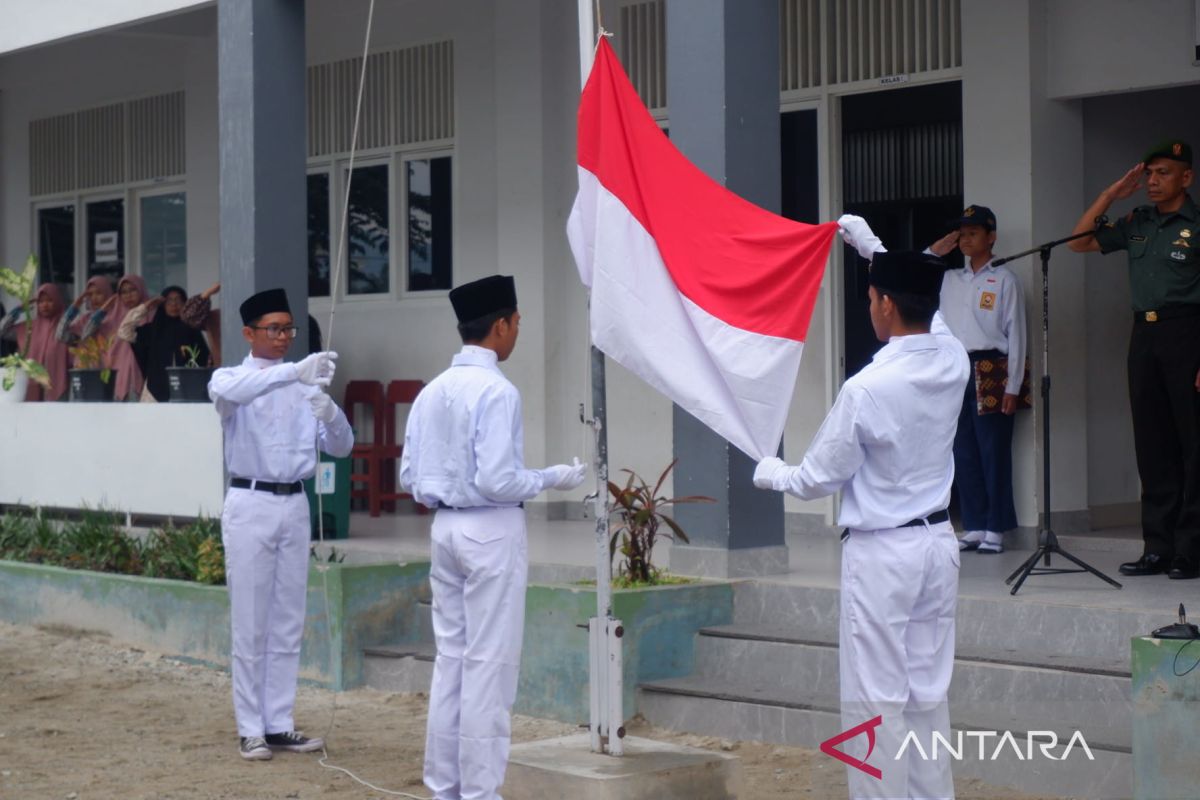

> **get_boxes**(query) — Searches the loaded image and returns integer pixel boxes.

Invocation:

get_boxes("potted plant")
[607,459,714,588]
[0,255,51,403]
[68,334,115,402]
[166,343,214,403]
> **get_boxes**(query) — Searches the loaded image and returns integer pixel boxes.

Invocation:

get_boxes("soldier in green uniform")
[1069,139,1199,580]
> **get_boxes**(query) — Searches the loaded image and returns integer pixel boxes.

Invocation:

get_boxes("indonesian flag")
[567,39,838,460]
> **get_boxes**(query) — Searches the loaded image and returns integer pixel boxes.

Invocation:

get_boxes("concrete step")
[690,625,1131,750]
[362,642,435,693]
[638,675,1131,800]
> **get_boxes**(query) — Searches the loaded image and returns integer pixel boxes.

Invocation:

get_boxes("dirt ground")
[0,622,1063,800]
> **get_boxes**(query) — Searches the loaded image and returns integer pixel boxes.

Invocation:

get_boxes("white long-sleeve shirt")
[775,313,970,530]
[938,260,1027,396]
[208,354,353,483]
[400,345,546,508]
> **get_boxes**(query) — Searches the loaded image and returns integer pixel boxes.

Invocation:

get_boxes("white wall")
[1046,0,1200,99]
[0,0,210,56]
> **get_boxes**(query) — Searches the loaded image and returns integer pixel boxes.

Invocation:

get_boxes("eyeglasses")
[250,324,299,340]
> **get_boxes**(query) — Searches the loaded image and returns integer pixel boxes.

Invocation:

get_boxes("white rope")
[308,2,431,797]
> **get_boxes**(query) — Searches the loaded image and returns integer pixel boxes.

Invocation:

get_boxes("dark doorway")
[781,109,819,224]
[841,81,963,377]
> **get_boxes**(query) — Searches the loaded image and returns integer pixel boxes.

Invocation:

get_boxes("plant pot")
[0,370,28,403]
[69,368,115,402]
[167,366,215,403]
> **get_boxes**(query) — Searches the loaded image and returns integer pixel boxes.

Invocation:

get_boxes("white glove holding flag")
[837,214,887,262]
[542,457,588,491]
[753,456,789,491]
[308,390,339,423]
[295,351,338,386]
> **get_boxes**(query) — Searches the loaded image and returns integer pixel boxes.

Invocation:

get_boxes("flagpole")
[578,0,624,758]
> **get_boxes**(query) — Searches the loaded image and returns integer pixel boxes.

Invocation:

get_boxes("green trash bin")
[304,451,351,540]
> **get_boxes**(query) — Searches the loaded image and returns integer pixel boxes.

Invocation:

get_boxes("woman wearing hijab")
[0,284,71,401]
[104,275,152,401]
[57,275,118,345]
[116,284,209,402]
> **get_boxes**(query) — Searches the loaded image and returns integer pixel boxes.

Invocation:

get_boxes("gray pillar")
[217,0,308,365]
[666,0,787,578]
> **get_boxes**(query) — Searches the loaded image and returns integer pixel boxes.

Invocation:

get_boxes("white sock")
[960,530,985,543]
[982,531,1004,547]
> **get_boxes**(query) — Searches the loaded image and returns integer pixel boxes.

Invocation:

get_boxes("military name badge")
[980,291,997,310]
[1130,234,1148,242]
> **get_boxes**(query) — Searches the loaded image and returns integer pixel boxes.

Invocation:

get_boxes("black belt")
[230,477,304,495]
[967,348,1004,362]
[1134,305,1200,324]
[841,510,950,541]
[436,501,523,510]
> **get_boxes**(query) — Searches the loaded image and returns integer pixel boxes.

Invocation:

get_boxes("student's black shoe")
[239,736,273,761]
[1167,556,1200,580]
[265,730,325,752]
[1118,553,1168,576]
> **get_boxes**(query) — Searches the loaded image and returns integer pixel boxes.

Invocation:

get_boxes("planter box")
[69,368,115,402]
[166,366,215,403]
[517,581,734,723]
[0,559,430,690]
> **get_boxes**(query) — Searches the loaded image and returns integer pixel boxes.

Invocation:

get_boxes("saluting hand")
[201,282,221,300]
[101,294,118,312]
[1106,163,1144,202]
[929,230,960,258]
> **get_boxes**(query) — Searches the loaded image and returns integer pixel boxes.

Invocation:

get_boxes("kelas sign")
[821,718,1095,780]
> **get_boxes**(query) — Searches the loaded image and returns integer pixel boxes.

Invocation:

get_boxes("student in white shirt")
[754,248,969,800]
[400,275,587,800]
[208,288,353,761]
[927,206,1027,554]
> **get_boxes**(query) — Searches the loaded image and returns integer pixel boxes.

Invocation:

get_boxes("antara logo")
[820,719,1095,780]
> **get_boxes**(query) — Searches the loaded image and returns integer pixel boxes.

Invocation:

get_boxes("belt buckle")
[273,483,291,495]
[1145,310,1159,322]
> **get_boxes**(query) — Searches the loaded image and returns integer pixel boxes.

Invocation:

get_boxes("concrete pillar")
[961,0,1089,535]
[665,0,788,577]
[217,0,307,364]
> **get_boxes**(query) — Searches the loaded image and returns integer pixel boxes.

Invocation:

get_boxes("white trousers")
[424,507,528,800]
[839,521,959,800]
[221,488,311,739]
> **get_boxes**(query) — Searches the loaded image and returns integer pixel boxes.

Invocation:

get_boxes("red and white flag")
[567,39,838,460]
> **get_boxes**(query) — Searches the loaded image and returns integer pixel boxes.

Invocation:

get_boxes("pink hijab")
[77,275,118,339]
[108,275,150,401]
[16,283,69,401]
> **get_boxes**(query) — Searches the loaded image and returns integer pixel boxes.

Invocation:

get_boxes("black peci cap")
[239,288,291,325]
[869,251,947,298]
[449,275,518,323]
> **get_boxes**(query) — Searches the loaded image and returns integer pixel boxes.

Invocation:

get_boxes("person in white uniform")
[926,206,1027,554]
[400,274,587,800]
[208,288,353,761]
[754,249,969,800]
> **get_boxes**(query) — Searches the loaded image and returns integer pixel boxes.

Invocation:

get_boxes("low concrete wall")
[0,559,431,689]
[519,582,734,723]
[1131,635,1200,800]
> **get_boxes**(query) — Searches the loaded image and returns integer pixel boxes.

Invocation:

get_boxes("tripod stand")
[992,223,1122,596]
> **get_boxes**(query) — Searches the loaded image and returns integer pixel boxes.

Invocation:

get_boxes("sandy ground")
[0,622,1063,800]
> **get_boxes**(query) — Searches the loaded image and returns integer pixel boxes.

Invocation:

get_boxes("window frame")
[398,147,455,298]
[130,183,188,296]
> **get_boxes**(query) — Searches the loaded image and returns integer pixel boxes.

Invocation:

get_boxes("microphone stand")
[992,219,1122,595]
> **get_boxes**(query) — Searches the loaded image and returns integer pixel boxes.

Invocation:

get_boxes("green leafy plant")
[607,460,714,586]
[179,344,203,369]
[310,544,347,564]
[68,334,113,384]
[57,508,142,574]
[0,255,52,392]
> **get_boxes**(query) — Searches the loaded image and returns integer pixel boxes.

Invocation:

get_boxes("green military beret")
[1143,139,1192,166]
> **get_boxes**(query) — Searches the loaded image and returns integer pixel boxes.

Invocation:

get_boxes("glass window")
[407,156,452,292]
[37,204,75,289]
[86,198,125,285]
[345,164,390,295]
[139,192,187,295]
[307,173,331,297]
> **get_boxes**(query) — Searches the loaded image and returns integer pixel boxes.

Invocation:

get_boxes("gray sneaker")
[240,736,273,761]
[264,730,325,753]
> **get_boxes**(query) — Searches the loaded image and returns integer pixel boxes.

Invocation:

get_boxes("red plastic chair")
[343,380,386,516]
[379,380,426,513]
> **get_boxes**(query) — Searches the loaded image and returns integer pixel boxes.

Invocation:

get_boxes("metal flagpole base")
[588,617,626,755]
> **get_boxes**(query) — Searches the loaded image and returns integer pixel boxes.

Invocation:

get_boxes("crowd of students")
[0,276,218,402]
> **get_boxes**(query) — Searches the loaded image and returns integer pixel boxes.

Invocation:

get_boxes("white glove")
[753,456,788,491]
[541,457,588,491]
[308,390,339,423]
[837,214,887,262]
[295,351,338,386]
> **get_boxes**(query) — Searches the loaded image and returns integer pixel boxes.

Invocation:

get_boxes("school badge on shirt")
[979,291,997,311]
